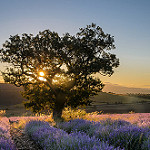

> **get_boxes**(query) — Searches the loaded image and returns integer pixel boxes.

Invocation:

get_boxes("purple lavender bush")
[57,119,150,149]
[24,120,50,137]
[0,137,16,150]
[90,120,150,150]
[108,126,150,150]
[57,119,93,133]
[0,127,16,150]
[89,119,133,141]
[141,138,150,150]
[25,120,123,150]
[57,119,133,141]
[99,119,132,127]
[41,131,122,150]
[0,127,8,139]
[64,131,123,150]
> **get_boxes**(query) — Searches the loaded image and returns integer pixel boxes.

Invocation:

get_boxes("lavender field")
[0,111,150,150]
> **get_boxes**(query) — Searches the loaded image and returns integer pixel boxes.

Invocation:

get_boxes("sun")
[38,71,46,81]
[39,71,45,77]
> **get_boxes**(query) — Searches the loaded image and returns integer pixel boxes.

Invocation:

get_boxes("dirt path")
[10,125,41,150]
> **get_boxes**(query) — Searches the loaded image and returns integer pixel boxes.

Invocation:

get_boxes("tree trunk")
[53,105,64,122]
[52,91,66,123]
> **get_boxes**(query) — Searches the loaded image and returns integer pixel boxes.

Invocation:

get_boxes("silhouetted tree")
[0,23,119,121]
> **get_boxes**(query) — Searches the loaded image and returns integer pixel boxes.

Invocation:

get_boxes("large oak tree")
[0,23,119,121]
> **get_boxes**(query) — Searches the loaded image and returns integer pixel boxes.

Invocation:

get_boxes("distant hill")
[103,83,150,94]
[0,83,26,106]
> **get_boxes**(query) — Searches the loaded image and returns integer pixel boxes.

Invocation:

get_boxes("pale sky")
[0,0,150,89]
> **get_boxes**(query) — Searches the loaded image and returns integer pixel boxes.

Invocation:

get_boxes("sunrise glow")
[39,71,45,77]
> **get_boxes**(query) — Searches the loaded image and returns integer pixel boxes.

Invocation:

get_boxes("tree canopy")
[0,23,119,120]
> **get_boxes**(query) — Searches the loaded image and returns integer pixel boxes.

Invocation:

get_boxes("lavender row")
[0,117,16,150]
[25,120,122,150]
[57,119,150,150]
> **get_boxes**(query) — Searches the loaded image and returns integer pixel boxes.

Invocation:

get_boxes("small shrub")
[62,107,87,121]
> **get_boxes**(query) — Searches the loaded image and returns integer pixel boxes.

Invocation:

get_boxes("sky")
[0,0,150,90]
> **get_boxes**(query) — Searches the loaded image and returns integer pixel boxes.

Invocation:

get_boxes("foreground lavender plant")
[89,119,134,141]
[57,119,150,150]
[0,137,16,150]
[0,118,16,150]
[65,131,123,150]
[98,119,132,127]
[57,119,93,133]
[57,119,133,140]
[141,138,150,150]
[25,120,122,150]
[108,126,150,150]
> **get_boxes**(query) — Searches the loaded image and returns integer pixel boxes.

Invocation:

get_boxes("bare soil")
[10,124,41,150]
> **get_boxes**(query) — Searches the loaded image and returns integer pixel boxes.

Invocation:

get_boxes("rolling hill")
[91,92,150,104]
[1,83,150,106]
[0,83,26,106]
